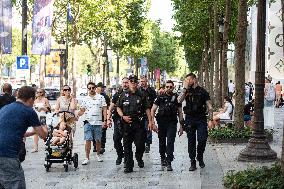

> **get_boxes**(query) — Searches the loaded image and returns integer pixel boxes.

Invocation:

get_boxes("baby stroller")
[44,111,78,172]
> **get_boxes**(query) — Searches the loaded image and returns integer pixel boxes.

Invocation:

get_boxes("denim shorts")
[0,157,26,189]
[244,115,251,121]
[84,123,102,141]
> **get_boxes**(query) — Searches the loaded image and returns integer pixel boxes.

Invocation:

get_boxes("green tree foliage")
[146,21,182,73]
[171,0,238,72]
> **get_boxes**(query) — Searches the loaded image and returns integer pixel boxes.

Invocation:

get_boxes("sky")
[148,0,175,32]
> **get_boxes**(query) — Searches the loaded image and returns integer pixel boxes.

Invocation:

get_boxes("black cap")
[128,75,138,83]
[97,82,104,88]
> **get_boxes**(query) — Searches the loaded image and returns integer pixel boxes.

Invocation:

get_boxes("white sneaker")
[82,158,89,165]
[96,154,103,162]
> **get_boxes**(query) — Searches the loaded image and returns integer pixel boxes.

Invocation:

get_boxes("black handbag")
[18,140,26,162]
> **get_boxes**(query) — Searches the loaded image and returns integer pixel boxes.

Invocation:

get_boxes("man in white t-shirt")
[245,83,250,105]
[228,80,235,99]
[78,82,107,165]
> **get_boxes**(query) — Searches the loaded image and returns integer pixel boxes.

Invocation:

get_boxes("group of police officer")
[107,73,213,173]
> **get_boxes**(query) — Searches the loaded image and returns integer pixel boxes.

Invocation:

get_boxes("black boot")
[166,162,173,171]
[116,156,123,165]
[124,167,133,173]
[197,156,205,168]
[161,158,167,166]
[189,160,197,171]
[137,160,144,168]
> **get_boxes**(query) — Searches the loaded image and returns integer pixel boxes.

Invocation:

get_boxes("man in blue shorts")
[78,82,107,165]
[0,86,48,189]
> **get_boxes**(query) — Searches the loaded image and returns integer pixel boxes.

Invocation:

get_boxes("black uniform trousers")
[122,120,146,168]
[157,119,177,163]
[113,118,124,158]
[185,116,208,161]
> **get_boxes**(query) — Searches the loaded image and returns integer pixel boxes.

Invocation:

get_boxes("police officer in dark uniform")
[117,75,153,173]
[139,76,156,153]
[178,73,213,171]
[151,80,184,171]
[107,77,129,165]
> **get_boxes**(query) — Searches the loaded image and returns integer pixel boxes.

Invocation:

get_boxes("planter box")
[209,133,273,144]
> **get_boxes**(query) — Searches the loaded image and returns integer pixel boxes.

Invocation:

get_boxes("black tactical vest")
[121,90,145,120]
[184,86,207,117]
[157,93,178,120]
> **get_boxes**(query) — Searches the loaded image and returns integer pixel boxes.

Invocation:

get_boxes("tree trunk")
[234,0,247,129]
[281,0,284,175]
[71,44,77,97]
[204,40,210,91]
[214,2,220,107]
[199,50,204,87]
[222,0,232,101]
[209,7,215,99]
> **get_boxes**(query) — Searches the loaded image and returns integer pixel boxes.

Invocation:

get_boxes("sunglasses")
[63,88,71,92]
[165,86,173,89]
[130,80,137,84]
[88,87,96,90]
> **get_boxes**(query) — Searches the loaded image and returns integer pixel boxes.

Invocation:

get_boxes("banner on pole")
[45,50,61,77]
[140,57,148,76]
[31,0,54,55]
[0,0,12,54]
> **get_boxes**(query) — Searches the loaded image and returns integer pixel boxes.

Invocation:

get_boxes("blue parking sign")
[16,56,29,69]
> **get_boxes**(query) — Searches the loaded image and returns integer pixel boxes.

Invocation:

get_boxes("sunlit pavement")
[22,107,284,189]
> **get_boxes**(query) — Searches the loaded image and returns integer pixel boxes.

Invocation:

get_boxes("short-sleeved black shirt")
[117,89,150,119]
[184,86,210,120]
[0,93,16,110]
[140,86,156,106]
[111,91,123,119]
[154,93,182,121]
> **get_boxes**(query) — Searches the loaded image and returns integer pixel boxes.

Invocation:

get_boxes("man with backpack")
[264,75,275,129]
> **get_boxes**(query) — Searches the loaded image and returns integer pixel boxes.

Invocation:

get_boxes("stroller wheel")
[64,164,68,172]
[73,153,78,168]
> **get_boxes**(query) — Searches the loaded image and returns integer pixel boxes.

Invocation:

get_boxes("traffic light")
[87,64,91,76]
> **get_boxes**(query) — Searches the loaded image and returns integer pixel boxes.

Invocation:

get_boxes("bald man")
[0,83,16,109]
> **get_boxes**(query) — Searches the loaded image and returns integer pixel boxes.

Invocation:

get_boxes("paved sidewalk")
[22,108,283,189]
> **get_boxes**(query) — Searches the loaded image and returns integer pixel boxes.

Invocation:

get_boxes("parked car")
[45,88,60,100]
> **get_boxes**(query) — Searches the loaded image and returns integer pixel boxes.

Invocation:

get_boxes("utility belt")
[183,106,206,115]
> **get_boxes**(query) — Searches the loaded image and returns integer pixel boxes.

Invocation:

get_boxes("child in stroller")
[51,121,69,146]
[44,111,78,172]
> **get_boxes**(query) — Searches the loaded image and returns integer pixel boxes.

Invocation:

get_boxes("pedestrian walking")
[55,85,77,136]
[275,81,282,108]
[139,76,156,153]
[0,86,48,189]
[151,80,184,171]
[0,83,16,109]
[178,73,213,171]
[78,82,107,165]
[32,88,51,153]
[107,77,129,165]
[116,75,153,173]
[264,75,275,129]
[228,80,235,99]
[93,82,110,154]
[55,85,77,113]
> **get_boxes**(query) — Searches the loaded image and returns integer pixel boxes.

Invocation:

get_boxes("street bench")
[219,111,234,127]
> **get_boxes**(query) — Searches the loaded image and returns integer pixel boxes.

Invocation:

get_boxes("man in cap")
[116,75,153,173]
